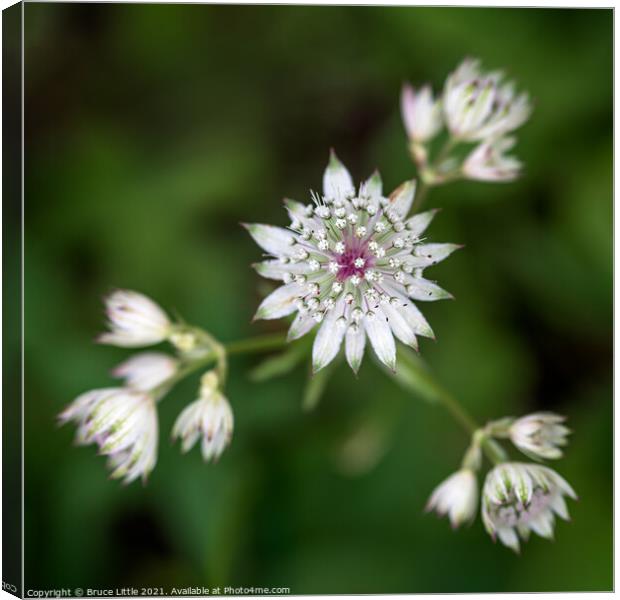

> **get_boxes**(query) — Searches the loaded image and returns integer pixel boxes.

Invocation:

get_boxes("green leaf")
[248,342,307,383]
[388,346,444,404]
[302,363,333,412]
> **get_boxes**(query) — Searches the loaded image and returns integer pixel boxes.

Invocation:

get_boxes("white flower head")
[509,412,570,460]
[462,136,522,182]
[58,388,158,484]
[443,58,532,142]
[172,371,234,462]
[112,352,178,392]
[247,151,460,375]
[401,83,443,143]
[482,462,577,553]
[427,468,478,528]
[97,289,172,348]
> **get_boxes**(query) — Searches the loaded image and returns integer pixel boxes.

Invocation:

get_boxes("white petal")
[388,180,416,219]
[550,494,570,521]
[312,301,346,373]
[323,150,354,201]
[253,260,309,281]
[287,312,316,341]
[244,223,297,257]
[254,283,303,320]
[359,170,383,201]
[364,311,396,371]
[382,303,418,350]
[497,527,520,552]
[405,277,453,302]
[405,208,440,239]
[413,243,462,267]
[528,513,555,539]
[345,324,366,374]
[400,83,418,140]
[283,198,321,230]
[380,282,435,339]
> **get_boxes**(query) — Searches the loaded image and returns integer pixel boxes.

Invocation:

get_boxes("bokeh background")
[19,4,612,593]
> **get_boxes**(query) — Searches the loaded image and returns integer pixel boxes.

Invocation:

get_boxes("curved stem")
[426,381,505,466]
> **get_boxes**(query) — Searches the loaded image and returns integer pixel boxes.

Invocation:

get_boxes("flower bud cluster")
[426,411,575,552]
[401,58,532,183]
[59,290,233,484]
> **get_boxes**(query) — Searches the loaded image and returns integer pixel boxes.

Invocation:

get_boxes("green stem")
[160,329,506,465]
[412,137,458,213]
[407,172,506,466]
[432,387,505,466]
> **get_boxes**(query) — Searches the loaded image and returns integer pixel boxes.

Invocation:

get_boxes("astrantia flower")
[97,289,172,347]
[246,152,460,374]
[509,412,570,461]
[443,58,531,142]
[401,83,443,143]
[172,371,234,462]
[462,136,522,182]
[112,352,178,392]
[59,388,158,484]
[481,462,577,552]
[427,468,478,528]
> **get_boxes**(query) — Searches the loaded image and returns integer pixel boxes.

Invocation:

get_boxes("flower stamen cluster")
[248,152,460,374]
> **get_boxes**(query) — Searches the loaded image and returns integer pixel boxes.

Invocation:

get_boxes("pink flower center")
[335,238,375,282]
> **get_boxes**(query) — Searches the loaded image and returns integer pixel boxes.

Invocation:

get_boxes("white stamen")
[308,259,320,271]
[308,282,320,295]
[374,222,386,233]
[307,297,320,311]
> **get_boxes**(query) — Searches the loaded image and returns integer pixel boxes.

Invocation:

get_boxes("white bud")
[427,469,478,529]
[97,290,171,348]
[509,412,570,460]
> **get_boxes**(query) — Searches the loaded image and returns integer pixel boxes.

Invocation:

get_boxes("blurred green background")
[20,4,611,593]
